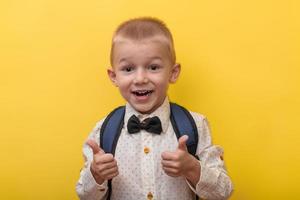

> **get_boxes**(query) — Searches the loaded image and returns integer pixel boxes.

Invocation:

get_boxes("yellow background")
[1,0,299,199]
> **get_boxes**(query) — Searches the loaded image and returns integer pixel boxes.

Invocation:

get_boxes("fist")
[161,135,190,177]
[86,139,119,185]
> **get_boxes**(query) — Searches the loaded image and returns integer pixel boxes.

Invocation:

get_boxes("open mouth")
[132,90,153,96]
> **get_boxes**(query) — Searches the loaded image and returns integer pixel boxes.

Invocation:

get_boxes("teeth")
[133,90,152,96]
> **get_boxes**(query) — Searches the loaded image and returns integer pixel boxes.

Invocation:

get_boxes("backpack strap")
[100,106,125,154]
[170,103,200,200]
[100,106,125,200]
[170,103,199,157]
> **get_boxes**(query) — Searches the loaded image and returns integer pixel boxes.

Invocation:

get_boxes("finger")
[93,153,115,165]
[178,135,188,151]
[101,166,119,177]
[162,166,180,177]
[106,171,119,180]
[86,139,104,155]
[161,160,178,168]
[97,160,118,171]
[161,151,176,161]
[99,153,115,163]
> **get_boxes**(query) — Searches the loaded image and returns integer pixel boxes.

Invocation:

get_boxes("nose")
[133,68,149,84]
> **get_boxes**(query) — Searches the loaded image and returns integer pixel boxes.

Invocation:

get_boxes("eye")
[122,66,134,72]
[148,64,160,71]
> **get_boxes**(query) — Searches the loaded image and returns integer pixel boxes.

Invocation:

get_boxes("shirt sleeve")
[76,119,109,200]
[188,112,233,200]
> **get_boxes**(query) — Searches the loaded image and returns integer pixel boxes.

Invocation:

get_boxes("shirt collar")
[124,97,170,134]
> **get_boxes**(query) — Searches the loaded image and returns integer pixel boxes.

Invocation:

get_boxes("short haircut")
[110,17,176,65]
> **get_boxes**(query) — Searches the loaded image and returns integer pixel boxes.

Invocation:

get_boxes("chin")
[133,104,155,114]
[135,107,153,114]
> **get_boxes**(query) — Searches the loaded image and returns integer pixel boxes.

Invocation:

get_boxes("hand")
[161,135,200,185]
[86,139,119,185]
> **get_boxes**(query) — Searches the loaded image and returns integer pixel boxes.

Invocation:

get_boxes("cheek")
[117,79,132,94]
[154,78,170,93]
[116,75,130,86]
[118,86,130,100]
[154,74,171,85]
[118,83,129,92]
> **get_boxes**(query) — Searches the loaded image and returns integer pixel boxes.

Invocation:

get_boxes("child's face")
[108,37,180,114]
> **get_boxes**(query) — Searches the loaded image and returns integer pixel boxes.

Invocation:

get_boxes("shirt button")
[144,147,150,154]
[147,192,153,200]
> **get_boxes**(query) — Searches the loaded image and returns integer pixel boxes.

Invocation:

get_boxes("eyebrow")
[147,56,162,60]
[118,56,162,64]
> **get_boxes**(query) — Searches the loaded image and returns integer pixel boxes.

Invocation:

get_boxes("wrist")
[184,156,200,186]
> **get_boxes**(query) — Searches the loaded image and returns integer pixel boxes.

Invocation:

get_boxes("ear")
[107,68,118,87]
[169,63,181,83]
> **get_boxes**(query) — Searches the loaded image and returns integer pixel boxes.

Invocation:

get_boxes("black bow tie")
[127,115,162,135]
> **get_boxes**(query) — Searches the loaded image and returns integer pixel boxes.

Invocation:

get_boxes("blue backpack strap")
[170,103,200,200]
[100,106,125,200]
[170,103,199,157]
[100,106,125,154]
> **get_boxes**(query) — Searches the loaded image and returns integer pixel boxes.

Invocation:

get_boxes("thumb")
[86,139,104,155]
[178,135,188,151]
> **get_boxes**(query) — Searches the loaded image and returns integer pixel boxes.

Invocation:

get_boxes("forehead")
[113,37,171,63]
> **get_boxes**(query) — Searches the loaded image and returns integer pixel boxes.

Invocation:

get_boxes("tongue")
[134,91,151,101]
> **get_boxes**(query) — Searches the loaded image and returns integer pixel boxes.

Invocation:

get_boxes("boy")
[76,17,233,200]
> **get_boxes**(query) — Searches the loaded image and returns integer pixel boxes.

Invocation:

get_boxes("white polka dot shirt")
[76,97,233,200]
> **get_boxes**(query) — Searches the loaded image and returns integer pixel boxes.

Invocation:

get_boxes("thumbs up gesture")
[161,135,200,185]
[86,139,119,185]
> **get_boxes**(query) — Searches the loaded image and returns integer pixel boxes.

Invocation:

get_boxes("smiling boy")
[76,17,233,200]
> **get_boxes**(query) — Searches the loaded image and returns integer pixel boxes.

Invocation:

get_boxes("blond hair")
[110,17,176,65]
